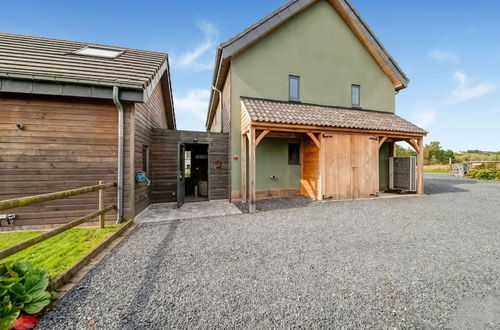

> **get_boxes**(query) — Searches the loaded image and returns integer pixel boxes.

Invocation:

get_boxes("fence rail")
[0,181,116,260]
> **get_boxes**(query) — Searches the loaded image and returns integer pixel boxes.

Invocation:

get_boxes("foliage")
[423,141,455,165]
[466,163,500,180]
[396,144,416,157]
[0,261,51,330]
[0,226,122,279]
[456,151,500,162]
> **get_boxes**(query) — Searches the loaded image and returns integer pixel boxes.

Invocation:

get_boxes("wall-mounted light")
[15,123,24,130]
[193,137,198,143]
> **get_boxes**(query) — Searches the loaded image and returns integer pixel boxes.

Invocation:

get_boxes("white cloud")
[429,49,461,64]
[175,22,218,72]
[451,71,494,103]
[412,110,437,128]
[174,89,210,120]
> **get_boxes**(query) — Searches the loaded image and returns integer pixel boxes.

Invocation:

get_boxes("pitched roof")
[242,97,427,135]
[0,32,167,91]
[207,0,410,128]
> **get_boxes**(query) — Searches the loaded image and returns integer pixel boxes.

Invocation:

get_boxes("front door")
[177,143,186,208]
[323,133,379,200]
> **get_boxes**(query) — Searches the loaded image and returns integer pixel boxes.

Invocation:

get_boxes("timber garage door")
[324,133,379,200]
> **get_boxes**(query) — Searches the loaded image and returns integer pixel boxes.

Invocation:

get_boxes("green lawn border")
[50,220,134,290]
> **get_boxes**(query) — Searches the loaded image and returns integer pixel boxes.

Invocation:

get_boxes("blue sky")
[1,0,499,151]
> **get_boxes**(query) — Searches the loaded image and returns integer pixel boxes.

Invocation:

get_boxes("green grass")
[0,225,123,278]
[424,168,450,174]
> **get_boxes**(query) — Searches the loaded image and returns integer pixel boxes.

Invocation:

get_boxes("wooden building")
[205,0,428,211]
[0,32,175,228]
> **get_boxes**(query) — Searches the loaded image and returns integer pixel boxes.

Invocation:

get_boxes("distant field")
[456,152,500,162]
[424,165,450,174]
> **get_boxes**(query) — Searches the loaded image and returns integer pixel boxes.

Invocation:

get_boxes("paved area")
[39,175,500,329]
[135,200,241,223]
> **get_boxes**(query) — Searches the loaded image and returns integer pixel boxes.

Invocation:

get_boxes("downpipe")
[212,85,223,133]
[113,86,124,223]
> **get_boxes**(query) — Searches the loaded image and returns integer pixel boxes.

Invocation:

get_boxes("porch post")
[248,127,256,212]
[417,137,424,194]
[241,133,247,204]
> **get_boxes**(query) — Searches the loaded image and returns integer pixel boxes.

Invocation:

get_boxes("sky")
[1,0,499,152]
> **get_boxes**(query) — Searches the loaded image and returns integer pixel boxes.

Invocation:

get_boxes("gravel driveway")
[39,175,500,329]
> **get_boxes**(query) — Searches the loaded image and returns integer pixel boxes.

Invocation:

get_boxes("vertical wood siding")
[151,130,229,203]
[133,84,169,215]
[0,94,121,227]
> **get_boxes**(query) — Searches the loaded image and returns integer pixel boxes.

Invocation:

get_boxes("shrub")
[0,261,51,330]
[466,166,500,180]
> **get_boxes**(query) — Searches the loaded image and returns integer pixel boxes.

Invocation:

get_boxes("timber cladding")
[151,130,229,203]
[0,94,121,227]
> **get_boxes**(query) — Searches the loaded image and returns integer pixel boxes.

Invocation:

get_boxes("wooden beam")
[241,134,247,204]
[248,127,256,212]
[417,137,424,195]
[306,132,321,149]
[405,139,420,153]
[378,136,388,148]
[318,133,325,200]
[0,182,115,211]
[251,121,426,138]
[255,129,270,147]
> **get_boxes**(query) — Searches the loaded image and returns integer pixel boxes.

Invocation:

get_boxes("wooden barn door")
[351,135,379,199]
[323,133,379,200]
[324,134,352,200]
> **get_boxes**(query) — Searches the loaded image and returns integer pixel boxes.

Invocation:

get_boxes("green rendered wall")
[379,143,390,191]
[230,0,396,193]
[255,138,301,191]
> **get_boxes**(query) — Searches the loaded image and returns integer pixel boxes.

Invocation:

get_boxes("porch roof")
[242,97,427,135]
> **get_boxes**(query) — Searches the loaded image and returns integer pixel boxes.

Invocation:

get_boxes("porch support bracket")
[306,132,321,149]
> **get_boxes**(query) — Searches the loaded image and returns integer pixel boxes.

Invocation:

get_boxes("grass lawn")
[0,225,123,278]
[424,165,450,174]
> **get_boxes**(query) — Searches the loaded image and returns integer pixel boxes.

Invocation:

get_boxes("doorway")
[183,143,209,203]
[323,133,379,200]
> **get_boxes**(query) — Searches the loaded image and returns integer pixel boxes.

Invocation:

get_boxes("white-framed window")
[352,84,361,107]
[74,46,124,59]
[289,75,300,101]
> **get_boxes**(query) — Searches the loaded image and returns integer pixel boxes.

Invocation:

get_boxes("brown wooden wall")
[301,137,320,199]
[0,94,126,227]
[133,83,169,215]
[151,130,229,203]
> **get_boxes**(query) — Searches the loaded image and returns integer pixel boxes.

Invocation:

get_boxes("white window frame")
[289,75,300,102]
[352,84,361,108]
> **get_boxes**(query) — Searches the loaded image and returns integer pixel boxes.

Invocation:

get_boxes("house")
[205,0,427,211]
[0,32,175,228]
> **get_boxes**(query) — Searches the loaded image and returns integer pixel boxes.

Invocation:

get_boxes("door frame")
[177,142,185,208]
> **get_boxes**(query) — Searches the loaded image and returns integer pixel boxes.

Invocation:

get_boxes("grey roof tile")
[242,97,427,135]
[0,32,167,89]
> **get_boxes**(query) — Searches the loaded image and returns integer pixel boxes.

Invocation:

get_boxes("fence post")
[99,181,105,228]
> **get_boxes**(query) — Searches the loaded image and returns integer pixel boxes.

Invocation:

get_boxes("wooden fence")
[0,181,115,260]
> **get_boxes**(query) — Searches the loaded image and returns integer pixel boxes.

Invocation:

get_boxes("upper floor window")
[74,46,124,59]
[289,75,300,101]
[352,84,361,107]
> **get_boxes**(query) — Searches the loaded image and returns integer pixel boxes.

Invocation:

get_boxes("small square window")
[142,145,150,174]
[352,84,361,107]
[289,75,300,101]
[74,46,124,58]
[288,143,300,165]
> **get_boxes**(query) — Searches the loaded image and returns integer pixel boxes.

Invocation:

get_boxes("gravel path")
[38,175,500,329]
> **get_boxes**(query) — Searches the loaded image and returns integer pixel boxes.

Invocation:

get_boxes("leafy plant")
[0,261,51,330]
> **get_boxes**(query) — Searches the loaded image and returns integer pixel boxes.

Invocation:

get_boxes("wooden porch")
[240,122,425,212]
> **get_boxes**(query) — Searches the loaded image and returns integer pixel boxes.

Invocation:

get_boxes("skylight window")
[74,46,124,58]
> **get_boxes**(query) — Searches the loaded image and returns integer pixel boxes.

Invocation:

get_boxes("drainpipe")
[113,86,124,223]
[212,85,223,133]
